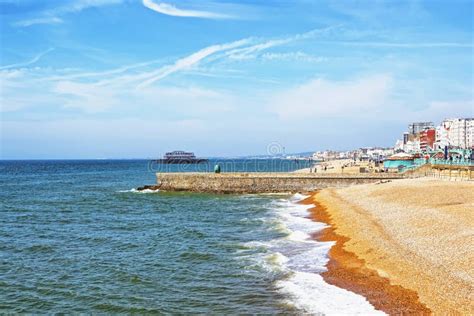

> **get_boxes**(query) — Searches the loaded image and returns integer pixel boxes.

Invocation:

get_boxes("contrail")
[0,48,55,70]
[143,0,231,19]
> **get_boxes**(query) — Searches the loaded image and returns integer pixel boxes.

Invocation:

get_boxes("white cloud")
[0,38,251,113]
[6,26,467,119]
[271,74,393,120]
[53,81,119,113]
[47,59,165,81]
[270,73,473,122]
[64,0,123,13]
[409,100,474,122]
[0,28,338,114]
[0,48,54,70]
[136,39,249,89]
[142,0,231,19]
[321,41,473,48]
[226,38,290,60]
[261,52,326,63]
[13,17,63,27]
[225,26,338,61]
[51,79,238,114]
[2,26,337,112]
[14,0,122,27]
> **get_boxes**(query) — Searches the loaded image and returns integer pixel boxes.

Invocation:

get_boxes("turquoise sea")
[0,160,380,314]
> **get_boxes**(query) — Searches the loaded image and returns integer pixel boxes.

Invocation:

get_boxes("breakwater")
[155,173,405,193]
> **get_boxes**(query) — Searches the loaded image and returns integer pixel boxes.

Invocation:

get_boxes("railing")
[427,158,474,167]
[399,158,474,174]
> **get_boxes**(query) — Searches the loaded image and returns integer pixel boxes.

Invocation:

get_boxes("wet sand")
[303,178,474,314]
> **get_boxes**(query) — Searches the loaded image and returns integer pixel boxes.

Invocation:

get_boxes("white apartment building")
[435,118,474,149]
[394,139,404,152]
[404,140,421,153]
[434,125,449,149]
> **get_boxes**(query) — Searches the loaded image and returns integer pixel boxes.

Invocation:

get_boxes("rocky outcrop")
[136,185,161,191]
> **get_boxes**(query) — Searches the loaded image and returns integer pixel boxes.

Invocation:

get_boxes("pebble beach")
[306,177,474,314]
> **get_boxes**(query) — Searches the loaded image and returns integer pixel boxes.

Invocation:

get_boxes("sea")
[0,159,381,314]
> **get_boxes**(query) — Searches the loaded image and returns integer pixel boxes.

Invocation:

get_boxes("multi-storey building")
[434,125,449,150]
[466,119,474,149]
[419,128,436,151]
[404,140,421,153]
[436,118,474,149]
[408,122,434,135]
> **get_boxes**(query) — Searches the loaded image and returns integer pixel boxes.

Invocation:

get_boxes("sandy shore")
[304,177,474,314]
[295,158,383,174]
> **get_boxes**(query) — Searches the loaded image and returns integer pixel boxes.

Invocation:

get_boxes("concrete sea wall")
[155,172,405,193]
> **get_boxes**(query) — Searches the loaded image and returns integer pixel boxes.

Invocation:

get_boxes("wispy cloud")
[1,27,340,113]
[320,41,473,48]
[47,59,165,81]
[225,26,340,60]
[261,52,326,63]
[142,0,232,19]
[0,48,55,70]
[136,39,249,89]
[13,17,63,27]
[4,26,468,117]
[63,0,123,13]
[133,27,335,88]
[0,38,252,113]
[14,0,122,27]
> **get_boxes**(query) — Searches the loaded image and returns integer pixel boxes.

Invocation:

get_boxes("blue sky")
[1,0,473,159]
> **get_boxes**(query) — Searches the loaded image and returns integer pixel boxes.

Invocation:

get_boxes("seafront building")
[312,148,393,162]
[310,118,473,169]
[396,118,474,153]
[419,128,436,151]
[386,117,474,171]
[434,118,474,149]
[408,122,434,135]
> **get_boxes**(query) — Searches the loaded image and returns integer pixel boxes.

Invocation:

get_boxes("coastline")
[302,178,474,314]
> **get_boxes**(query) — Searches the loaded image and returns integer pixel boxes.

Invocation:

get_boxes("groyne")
[155,172,405,193]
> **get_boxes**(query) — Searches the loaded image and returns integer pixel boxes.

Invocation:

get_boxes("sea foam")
[250,194,384,315]
[277,271,384,315]
[117,188,160,194]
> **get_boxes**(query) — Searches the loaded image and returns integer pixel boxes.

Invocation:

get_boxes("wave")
[277,271,383,315]
[245,194,383,315]
[117,188,160,194]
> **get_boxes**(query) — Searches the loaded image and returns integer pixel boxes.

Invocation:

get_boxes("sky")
[0,0,473,159]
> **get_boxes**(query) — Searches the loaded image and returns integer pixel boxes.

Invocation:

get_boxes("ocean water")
[0,160,380,314]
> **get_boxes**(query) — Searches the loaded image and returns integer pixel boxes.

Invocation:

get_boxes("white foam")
[286,243,334,273]
[277,271,384,315]
[117,188,160,193]
[291,193,309,202]
[263,252,289,273]
[249,193,385,315]
[287,230,312,243]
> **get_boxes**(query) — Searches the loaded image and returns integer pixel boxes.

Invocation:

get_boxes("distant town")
[285,117,474,172]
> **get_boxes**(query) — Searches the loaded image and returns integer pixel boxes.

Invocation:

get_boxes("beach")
[295,158,384,174]
[304,177,474,314]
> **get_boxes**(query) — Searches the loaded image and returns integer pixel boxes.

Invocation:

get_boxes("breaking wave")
[244,194,383,315]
